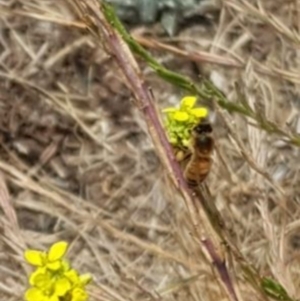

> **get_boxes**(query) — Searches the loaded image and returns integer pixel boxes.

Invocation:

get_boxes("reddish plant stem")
[74,1,240,300]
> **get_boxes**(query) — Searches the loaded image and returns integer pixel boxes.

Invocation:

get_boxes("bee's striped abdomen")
[184,156,211,189]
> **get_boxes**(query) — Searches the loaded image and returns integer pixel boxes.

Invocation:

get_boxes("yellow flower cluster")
[162,96,208,147]
[24,241,92,301]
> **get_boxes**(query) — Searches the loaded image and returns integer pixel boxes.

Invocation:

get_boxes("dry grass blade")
[0,71,111,151]
[0,172,19,231]
[134,35,242,68]
[135,34,300,85]
[0,158,188,268]
[224,0,300,46]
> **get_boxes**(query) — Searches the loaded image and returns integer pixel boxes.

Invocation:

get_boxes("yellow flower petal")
[180,96,197,109]
[55,278,71,296]
[62,260,71,272]
[182,139,190,147]
[190,107,208,118]
[47,260,62,271]
[173,111,189,121]
[170,137,178,145]
[48,295,59,301]
[71,287,88,301]
[65,269,79,284]
[79,274,92,286]
[162,107,177,113]
[32,271,52,289]
[24,250,45,266]
[25,287,46,301]
[48,241,68,262]
[29,267,47,286]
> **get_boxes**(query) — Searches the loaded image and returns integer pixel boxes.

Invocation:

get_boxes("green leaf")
[261,277,295,301]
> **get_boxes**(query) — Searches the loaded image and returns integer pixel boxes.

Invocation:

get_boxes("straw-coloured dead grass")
[1,0,300,300]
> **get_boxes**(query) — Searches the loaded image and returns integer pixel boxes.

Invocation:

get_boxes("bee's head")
[192,120,213,135]
[191,119,214,154]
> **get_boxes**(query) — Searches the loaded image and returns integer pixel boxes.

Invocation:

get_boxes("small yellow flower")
[162,96,208,147]
[24,241,92,301]
[24,241,68,271]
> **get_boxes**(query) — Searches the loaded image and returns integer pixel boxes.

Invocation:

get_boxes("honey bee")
[183,119,214,188]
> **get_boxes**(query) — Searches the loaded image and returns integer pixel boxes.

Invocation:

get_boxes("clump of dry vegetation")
[1,0,300,300]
